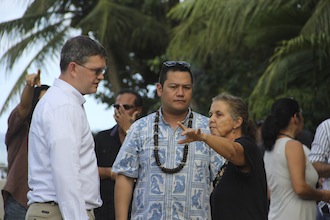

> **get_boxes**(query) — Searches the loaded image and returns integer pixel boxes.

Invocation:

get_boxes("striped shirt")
[309,119,330,169]
[309,119,330,203]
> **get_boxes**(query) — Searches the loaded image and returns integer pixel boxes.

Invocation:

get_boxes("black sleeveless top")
[210,136,268,220]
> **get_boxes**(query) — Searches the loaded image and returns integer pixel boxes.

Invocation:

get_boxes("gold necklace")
[153,110,193,174]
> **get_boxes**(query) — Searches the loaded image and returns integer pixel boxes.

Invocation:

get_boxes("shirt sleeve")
[5,107,27,146]
[309,120,330,163]
[112,122,140,178]
[209,147,223,181]
[235,136,259,173]
[46,104,89,220]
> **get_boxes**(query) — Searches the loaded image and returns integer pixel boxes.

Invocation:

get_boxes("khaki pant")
[25,202,94,220]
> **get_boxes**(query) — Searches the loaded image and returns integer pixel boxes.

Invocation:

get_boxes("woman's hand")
[178,121,206,144]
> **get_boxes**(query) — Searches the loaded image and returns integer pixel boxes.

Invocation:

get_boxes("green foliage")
[167,0,330,131]
[1,0,330,133]
[0,0,177,116]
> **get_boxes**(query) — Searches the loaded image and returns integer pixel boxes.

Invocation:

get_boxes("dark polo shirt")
[94,125,122,220]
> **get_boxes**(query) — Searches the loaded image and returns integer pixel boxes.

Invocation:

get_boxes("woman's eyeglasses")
[113,104,136,110]
[163,61,191,69]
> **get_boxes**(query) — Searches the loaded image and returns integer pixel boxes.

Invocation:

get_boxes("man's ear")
[137,106,143,116]
[68,62,78,78]
[156,83,162,97]
[293,112,301,124]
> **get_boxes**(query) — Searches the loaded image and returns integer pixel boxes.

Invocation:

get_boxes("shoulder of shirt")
[124,114,153,133]
[41,88,84,110]
[135,112,156,123]
[95,128,112,136]
[319,119,330,129]
[192,111,208,117]
[191,111,209,122]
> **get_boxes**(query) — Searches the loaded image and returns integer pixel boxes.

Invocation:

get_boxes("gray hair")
[60,35,107,71]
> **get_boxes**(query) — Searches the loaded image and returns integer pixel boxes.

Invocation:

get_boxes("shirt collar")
[53,78,86,106]
[110,124,119,136]
[158,107,192,124]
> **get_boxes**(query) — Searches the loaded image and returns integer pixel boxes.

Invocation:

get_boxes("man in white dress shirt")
[26,35,108,220]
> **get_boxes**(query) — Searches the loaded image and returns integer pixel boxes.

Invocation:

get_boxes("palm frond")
[0,18,72,70]
[78,0,167,53]
[244,6,309,48]
[0,70,28,116]
[167,0,318,60]
[301,0,330,39]
[249,34,330,120]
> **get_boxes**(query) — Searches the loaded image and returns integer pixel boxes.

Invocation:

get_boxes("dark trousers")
[4,194,27,220]
[317,205,330,220]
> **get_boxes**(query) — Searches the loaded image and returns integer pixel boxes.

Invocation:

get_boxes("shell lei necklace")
[153,110,193,174]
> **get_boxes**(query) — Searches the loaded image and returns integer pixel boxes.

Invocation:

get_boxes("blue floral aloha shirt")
[112,108,223,220]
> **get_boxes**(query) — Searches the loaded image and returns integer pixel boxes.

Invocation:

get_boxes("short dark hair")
[60,35,108,71]
[117,89,143,107]
[158,61,193,86]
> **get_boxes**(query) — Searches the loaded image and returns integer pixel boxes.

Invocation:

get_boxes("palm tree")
[0,0,172,116]
[167,0,330,130]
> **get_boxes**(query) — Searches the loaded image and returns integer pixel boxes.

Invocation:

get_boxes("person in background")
[112,61,222,220]
[2,71,49,220]
[296,129,314,149]
[309,118,330,220]
[263,98,330,220]
[178,92,268,220]
[26,35,107,220]
[94,89,143,220]
[255,119,265,156]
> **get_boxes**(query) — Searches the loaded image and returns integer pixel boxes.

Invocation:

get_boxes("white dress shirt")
[28,78,102,220]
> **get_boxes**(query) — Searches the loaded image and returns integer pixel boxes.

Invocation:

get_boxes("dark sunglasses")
[76,62,108,76]
[113,104,136,110]
[163,61,191,69]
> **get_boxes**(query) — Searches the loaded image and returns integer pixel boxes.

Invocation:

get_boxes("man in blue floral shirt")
[112,61,222,220]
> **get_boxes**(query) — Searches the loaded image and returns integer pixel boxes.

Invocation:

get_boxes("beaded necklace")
[279,133,295,139]
[153,110,193,174]
[213,160,228,187]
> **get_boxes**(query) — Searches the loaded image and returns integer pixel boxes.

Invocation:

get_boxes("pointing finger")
[177,121,186,130]
[36,69,41,86]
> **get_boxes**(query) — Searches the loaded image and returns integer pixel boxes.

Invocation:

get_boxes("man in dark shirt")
[2,71,49,220]
[94,89,143,220]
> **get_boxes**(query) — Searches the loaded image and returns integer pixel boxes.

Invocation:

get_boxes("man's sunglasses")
[76,62,108,76]
[163,61,191,69]
[113,104,136,110]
